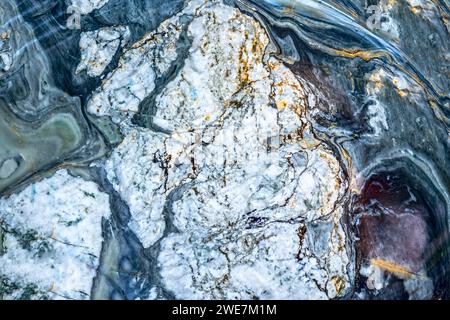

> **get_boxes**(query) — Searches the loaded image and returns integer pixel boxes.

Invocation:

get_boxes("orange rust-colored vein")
[370,258,417,278]
[331,49,386,61]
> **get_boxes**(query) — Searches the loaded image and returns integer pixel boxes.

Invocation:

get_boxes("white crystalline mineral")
[68,0,110,15]
[76,26,130,77]
[0,170,111,300]
[86,6,189,122]
[99,0,351,299]
[104,129,169,248]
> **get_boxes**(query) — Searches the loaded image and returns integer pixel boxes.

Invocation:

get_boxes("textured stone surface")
[0,170,111,300]
[76,26,130,77]
[1,0,449,300]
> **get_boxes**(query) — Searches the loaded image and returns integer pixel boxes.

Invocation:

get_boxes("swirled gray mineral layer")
[0,0,449,300]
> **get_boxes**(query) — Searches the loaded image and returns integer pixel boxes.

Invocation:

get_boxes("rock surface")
[0,170,111,300]
[0,0,448,300]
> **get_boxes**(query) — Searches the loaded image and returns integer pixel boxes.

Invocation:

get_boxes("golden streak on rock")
[339,145,353,172]
[331,275,345,295]
[391,77,411,97]
[268,60,280,71]
[370,258,417,279]
[368,72,384,92]
[332,49,386,61]
[397,89,407,97]
[387,0,397,7]
[276,99,288,111]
